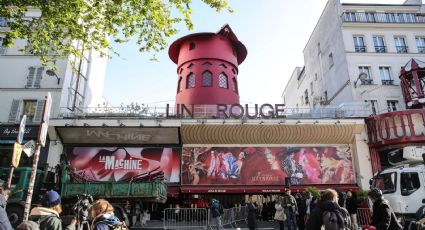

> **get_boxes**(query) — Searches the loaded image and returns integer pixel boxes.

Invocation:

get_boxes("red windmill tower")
[168,24,247,116]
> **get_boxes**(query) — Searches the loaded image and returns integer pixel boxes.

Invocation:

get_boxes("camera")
[73,194,93,230]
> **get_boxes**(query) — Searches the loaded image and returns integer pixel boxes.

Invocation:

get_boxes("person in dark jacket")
[368,188,403,230]
[247,196,258,230]
[306,188,351,230]
[296,192,306,230]
[27,190,76,230]
[210,199,224,230]
[0,188,12,230]
[91,199,124,230]
[346,191,358,229]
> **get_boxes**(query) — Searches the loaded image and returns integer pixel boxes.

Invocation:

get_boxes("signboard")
[12,142,23,167]
[17,115,26,144]
[23,140,36,157]
[0,126,39,139]
[56,127,180,144]
[181,146,355,186]
[42,93,52,125]
[38,123,48,147]
[67,147,181,183]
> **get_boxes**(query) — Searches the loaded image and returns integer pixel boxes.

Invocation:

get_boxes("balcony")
[418,46,425,53]
[342,12,425,24]
[354,46,366,52]
[361,79,373,85]
[381,79,394,85]
[375,46,386,53]
[396,46,408,53]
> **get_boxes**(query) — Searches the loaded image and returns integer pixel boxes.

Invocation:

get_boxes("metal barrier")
[163,208,209,229]
[164,206,248,229]
[357,208,372,227]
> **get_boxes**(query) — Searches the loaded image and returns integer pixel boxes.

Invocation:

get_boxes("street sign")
[12,142,22,167]
[38,123,48,147]
[17,115,27,144]
[42,93,52,125]
[23,140,36,157]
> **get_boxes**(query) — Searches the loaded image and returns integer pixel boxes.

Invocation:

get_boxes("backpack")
[322,209,350,230]
[17,214,56,230]
[95,221,128,230]
[219,204,224,214]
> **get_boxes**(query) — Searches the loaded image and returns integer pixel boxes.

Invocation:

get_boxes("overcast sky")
[103,0,406,107]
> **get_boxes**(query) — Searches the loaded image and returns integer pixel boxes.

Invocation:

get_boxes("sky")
[103,0,406,107]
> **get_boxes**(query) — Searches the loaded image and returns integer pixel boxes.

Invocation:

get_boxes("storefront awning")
[181,184,359,194]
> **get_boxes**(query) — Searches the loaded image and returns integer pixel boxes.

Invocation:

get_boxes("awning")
[167,186,180,198]
[181,184,359,194]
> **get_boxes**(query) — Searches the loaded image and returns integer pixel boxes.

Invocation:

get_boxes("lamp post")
[46,69,60,84]
[354,72,368,88]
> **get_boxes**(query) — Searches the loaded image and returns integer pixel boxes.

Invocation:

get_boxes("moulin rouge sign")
[166,104,286,119]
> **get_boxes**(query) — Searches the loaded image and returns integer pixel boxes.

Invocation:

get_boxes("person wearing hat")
[27,190,76,230]
[368,188,402,230]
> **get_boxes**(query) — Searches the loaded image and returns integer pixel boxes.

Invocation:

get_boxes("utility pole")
[23,93,52,221]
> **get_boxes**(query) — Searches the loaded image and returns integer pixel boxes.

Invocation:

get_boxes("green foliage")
[304,186,321,199]
[0,0,232,69]
[357,188,369,203]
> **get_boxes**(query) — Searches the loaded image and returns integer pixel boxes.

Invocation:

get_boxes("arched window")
[219,63,227,68]
[187,73,195,88]
[202,71,212,86]
[219,73,228,88]
[232,77,238,93]
[188,63,194,69]
[177,77,182,93]
[189,42,196,50]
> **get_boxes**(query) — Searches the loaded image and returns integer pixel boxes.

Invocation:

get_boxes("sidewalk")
[130,220,285,230]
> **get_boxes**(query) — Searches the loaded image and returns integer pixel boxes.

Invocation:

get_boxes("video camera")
[73,194,93,230]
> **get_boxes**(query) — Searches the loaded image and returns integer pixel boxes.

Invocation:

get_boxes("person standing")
[0,188,12,230]
[282,189,298,230]
[247,196,258,230]
[210,199,224,230]
[91,199,125,230]
[346,191,358,230]
[296,193,306,230]
[368,188,403,230]
[274,196,286,230]
[305,188,351,230]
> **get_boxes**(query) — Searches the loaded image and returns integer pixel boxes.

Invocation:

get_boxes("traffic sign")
[23,140,36,157]
[38,123,48,147]
[12,142,22,167]
[17,115,26,144]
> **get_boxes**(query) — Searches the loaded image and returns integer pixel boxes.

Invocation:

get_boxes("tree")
[0,0,231,69]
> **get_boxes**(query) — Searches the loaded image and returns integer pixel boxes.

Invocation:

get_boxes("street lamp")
[354,72,368,88]
[46,69,60,84]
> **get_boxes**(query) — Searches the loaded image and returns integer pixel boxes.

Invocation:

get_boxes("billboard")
[182,146,355,185]
[67,147,180,183]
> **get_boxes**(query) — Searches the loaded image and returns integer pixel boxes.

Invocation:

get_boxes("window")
[218,73,228,88]
[25,67,44,88]
[387,100,399,112]
[324,91,328,103]
[373,172,397,194]
[379,67,393,85]
[0,17,7,27]
[416,37,425,53]
[23,100,37,121]
[202,62,212,67]
[8,99,45,123]
[304,90,309,104]
[328,53,334,68]
[0,40,6,55]
[365,100,378,115]
[189,42,195,50]
[186,73,195,89]
[353,36,366,52]
[202,71,212,87]
[344,12,356,22]
[394,36,408,53]
[400,172,420,196]
[365,12,376,22]
[373,36,386,52]
[232,77,238,93]
[219,63,227,68]
[177,77,182,92]
[358,66,373,84]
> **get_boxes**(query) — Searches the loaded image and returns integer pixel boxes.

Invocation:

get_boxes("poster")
[182,146,355,185]
[68,147,180,183]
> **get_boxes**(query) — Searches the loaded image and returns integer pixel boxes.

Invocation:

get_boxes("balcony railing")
[375,46,386,53]
[381,79,394,85]
[418,46,425,53]
[354,46,366,52]
[343,12,425,24]
[361,79,373,85]
[396,46,408,53]
[56,103,371,120]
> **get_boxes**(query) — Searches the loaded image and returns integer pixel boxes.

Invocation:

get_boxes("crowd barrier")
[357,208,372,227]
[163,206,247,229]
